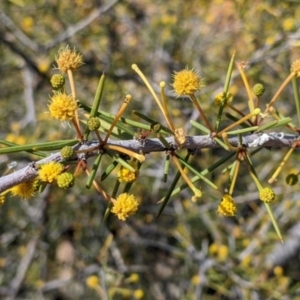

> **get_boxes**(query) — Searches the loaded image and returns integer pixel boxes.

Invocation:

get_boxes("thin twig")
[44,0,119,50]
[8,237,38,299]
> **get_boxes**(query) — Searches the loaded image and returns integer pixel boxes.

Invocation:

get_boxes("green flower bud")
[60,146,74,160]
[50,74,65,89]
[87,117,101,130]
[57,172,75,189]
[252,83,265,97]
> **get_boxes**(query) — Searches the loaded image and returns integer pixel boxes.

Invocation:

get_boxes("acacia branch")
[0,132,298,194]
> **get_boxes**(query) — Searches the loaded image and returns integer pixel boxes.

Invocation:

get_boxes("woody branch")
[0,132,297,193]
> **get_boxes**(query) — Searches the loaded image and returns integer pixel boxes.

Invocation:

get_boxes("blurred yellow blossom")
[11,179,36,199]
[191,275,201,285]
[86,275,99,289]
[273,266,284,277]
[5,134,26,145]
[133,289,144,299]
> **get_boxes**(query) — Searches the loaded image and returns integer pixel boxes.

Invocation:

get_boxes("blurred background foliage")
[1,0,300,299]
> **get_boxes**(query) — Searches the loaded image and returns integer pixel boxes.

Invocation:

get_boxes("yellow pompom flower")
[172,68,203,96]
[11,179,37,199]
[217,194,237,217]
[259,187,275,203]
[48,92,78,121]
[55,45,83,73]
[111,193,139,221]
[38,162,64,183]
[117,167,138,183]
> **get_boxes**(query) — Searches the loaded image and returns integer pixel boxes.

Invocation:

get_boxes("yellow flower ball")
[172,68,203,96]
[259,187,275,203]
[11,179,37,200]
[117,166,138,183]
[38,162,64,183]
[48,92,78,121]
[111,193,139,221]
[57,172,75,189]
[55,45,83,73]
[217,194,237,217]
